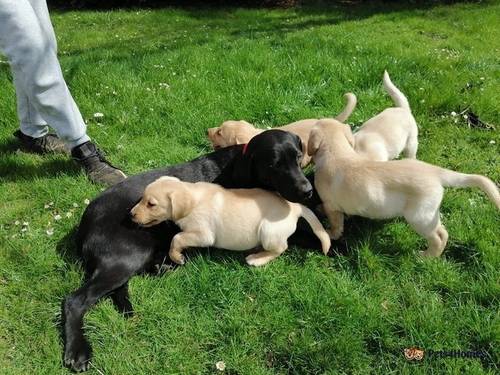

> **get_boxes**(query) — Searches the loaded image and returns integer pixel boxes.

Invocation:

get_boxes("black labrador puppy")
[63,130,321,371]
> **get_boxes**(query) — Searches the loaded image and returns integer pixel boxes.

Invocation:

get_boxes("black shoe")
[14,130,69,155]
[71,141,126,186]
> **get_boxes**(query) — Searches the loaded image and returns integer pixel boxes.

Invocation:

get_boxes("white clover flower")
[84,199,90,205]
[66,212,73,218]
[54,214,62,221]
[46,228,54,236]
[14,220,20,226]
[215,361,226,371]
[93,112,104,119]
[451,111,457,117]
[73,203,78,208]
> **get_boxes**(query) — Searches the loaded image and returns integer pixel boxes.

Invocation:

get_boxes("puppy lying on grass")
[354,71,419,161]
[207,92,357,167]
[308,119,500,257]
[131,176,331,266]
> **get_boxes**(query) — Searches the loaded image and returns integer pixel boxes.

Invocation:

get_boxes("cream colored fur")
[207,93,357,167]
[131,176,331,266]
[308,119,500,257]
[353,71,418,161]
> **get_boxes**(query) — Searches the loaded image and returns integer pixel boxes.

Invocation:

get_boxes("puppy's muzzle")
[302,188,314,200]
[299,180,314,200]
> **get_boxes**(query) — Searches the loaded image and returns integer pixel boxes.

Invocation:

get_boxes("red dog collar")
[242,143,249,155]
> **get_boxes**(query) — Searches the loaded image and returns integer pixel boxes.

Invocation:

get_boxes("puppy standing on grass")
[206,93,357,166]
[130,177,331,266]
[308,119,500,257]
[354,71,419,161]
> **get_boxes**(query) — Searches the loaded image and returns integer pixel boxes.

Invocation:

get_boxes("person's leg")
[0,0,90,147]
[13,74,50,139]
[0,0,126,185]
[12,0,56,138]
[27,0,57,52]
[12,0,53,137]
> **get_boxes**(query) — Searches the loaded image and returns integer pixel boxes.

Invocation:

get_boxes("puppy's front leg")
[324,207,344,240]
[169,231,213,265]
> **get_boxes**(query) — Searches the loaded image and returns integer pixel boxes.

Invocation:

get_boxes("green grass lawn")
[1,1,499,374]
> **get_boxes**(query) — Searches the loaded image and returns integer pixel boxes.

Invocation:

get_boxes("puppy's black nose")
[303,188,314,200]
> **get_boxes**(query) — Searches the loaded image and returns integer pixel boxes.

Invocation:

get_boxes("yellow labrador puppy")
[206,93,357,167]
[354,71,418,161]
[308,119,500,257]
[131,177,331,266]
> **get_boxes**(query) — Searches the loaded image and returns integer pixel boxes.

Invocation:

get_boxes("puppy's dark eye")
[147,201,156,208]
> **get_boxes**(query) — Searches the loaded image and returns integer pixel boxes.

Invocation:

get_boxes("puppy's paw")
[169,251,185,265]
[245,254,260,267]
[419,250,440,258]
[245,254,270,267]
[64,339,92,372]
[327,228,343,240]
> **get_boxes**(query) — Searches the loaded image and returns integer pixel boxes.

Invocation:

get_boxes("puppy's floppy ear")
[307,127,323,156]
[343,124,355,148]
[233,126,254,145]
[233,134,247,145]
[159,176,180,182]
[168,186,193,221]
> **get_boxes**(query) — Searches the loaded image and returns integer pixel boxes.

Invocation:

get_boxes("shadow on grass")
[53,0,492,72]
[0,137,80,182]
[56,226,83,270]
[0,156,79,183]
[444,239,486,272]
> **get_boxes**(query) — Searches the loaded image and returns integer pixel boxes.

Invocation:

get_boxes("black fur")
[62,130,319,371]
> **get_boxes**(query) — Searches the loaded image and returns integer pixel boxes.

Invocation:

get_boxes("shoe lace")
[82,148,120,171]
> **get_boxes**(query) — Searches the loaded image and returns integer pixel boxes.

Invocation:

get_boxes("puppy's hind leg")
[436,225,449,250]
[405,206,446,257]
[420,229,444,257]
[63,264,139,372]
[403,128,418,159]
[421,213,449,257]
[419,220,448,257]
[110,282,133,317]
[245,249,283,267]
[246,235,288,267]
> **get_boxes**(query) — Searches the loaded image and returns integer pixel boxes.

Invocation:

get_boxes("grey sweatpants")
[0,0,90,148]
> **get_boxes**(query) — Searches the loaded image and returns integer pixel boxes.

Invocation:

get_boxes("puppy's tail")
[299,205,331,255]
[439,169,500,210]
[335,93,357,123]
[383,70,411,111]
